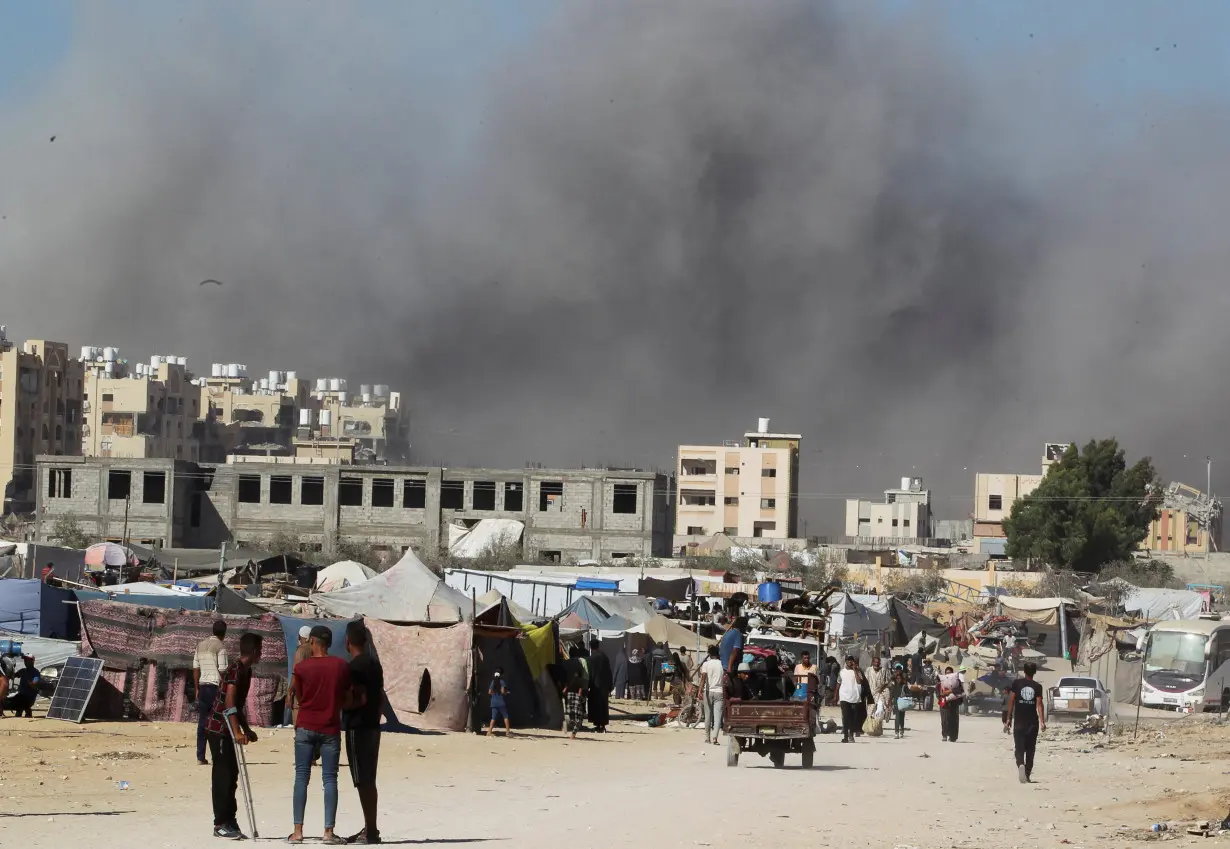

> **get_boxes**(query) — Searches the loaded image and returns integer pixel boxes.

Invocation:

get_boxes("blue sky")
[2,1,1228,112]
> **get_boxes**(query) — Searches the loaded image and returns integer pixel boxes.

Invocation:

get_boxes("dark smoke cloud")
[3,2,1229,532]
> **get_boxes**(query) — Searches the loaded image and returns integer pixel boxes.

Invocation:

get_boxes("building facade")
[81,353,203,462]
[34,456,670,561]
[844,476,932,543]
[674,419,801,545]
[971,443,1070,553]
[1143,482,1222,554]
[0,331,84,512]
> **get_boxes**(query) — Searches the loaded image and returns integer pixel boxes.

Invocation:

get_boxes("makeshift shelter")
[84,542,139,569]
[274,614,356,676]
[19,544,88,583]
[313,549,472,622]
[448,519,525,559]
[475,590,534,626]
[996,596,1075,626]
[828,592,895,638]
[314,560,377,593]
[1122,587,1204,621]
[639,576,693,603]
[73,585,214,612]
[887,597,947,646]
[79,600,287,724]
[0,579,78,638]
[215,584,264,615]
[627,612,716,648]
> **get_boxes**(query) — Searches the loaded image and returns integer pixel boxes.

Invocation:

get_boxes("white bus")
[1141,619,1230,711]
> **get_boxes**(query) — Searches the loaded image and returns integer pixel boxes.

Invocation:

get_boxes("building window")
[725,467,739,476]
[108,470,131,500]
[762,468,777,478]
[371,478,395,507]
[48,468,72,499]
[612,483,638,514]
[753,520,776,538]
[686,526,705,535]
[988,494,1003,511]
[504,482,523,512]
[539,550,561,564]
[339,477,364,507]
[301,476,325,506]
[441,480,464,510]
[190,492,203,528]
[724,497,739,505]
[539,481,564,511]
[681,490,716,507]
[903,519,911,529]
[473,481,496,511]
[102,393,114,403]
[238,475,261,503]
[723,526,737,536]
[761,498,776,509]
[270,475,293,505]
[403,479,426,509]
[891,519,899,527]
[143,471,166,504]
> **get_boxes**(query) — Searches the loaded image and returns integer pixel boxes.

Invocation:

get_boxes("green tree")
[49,512,93,549]
[1004,439,1160,572]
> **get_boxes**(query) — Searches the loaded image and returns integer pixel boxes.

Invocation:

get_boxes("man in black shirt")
[343,621,385,844]
[1004,662,1046,783]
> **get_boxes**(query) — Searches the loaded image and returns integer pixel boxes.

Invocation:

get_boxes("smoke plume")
[2,2,1228,531]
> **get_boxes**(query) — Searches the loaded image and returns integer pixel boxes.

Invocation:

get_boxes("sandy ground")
[1,703,1228,848]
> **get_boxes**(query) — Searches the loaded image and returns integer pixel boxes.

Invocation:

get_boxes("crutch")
[225,712,259,839]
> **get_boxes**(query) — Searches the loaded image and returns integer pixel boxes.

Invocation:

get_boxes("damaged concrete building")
[33,456,671,563]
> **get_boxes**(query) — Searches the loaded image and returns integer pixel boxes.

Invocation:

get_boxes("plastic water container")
[0,639,23,657]
[757,581,783,603]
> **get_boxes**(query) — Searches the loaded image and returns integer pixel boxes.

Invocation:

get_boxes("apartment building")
[0,330,84,512]
[844,476,932,543]
[81,350,203,462]
[1143,482,1222,554]
[35,456,670,561]
[972,443,1069,552]
[673,419,801,548]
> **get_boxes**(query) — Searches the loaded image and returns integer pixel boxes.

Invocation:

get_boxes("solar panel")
[46,657,105,724]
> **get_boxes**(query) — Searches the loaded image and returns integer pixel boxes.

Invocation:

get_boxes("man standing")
[938,665,963,742]
[586,639,613,732]
[837,657,863,743]
[699,645,725,745]
[205,632,262,841]
[289,625,351,846]
[1004,661,1046,783]
[793,651,819,704]
[40,562,54,584]
[193,620,228,765]
[866,655,890,716]
[1,655,40,717]
[719,617,748,676]
[342,621,384,845]
[284,626,311,728]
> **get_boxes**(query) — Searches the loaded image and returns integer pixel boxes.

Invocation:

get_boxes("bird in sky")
[199,279,224,286]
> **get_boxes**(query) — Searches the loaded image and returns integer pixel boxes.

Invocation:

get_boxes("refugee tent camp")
[314,560,377,593]
[827,592,895,639]
[313,548,472,622]
[628,612,716,647]
[0,578,78,638]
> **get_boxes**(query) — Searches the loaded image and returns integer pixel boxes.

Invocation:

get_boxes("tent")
[314,560,377,593]
[84,542,139,569]
[997,596,1075,627]
[828,592,895,638]
[1123,587,1204,621]
[312,549,473,622]
[0,579,78,638]
[627,612,716,648]
[215,584,265,616]
[275,614,357,677]
[887,597,948,646]
[555,595,657,632]
[639,576,692,602]
[79,600,287,724]
[448,519,524,559]
[73,585,214,612]
[476,589,534,625]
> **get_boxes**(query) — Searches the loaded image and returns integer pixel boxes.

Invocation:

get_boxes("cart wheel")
[770,750,785,768]
[801,739,816,769]
[726,736,740,768]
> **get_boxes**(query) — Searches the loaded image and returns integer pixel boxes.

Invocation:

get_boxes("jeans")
[294,728,341,829]
[1014,723,1039,778]
[703,690,725,740]
[197,684,218,762]
[940,703,960,741]
[208,733,238,828]
[894,709,906,735]
[840,702,859,740]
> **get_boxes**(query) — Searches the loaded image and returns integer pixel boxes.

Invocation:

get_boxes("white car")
[1047,676,1110,718]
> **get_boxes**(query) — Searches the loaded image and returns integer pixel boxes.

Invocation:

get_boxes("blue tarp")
[274,614,358,678]
[0,580,77,638]
[72,588,214,612]
[575,579,620,591]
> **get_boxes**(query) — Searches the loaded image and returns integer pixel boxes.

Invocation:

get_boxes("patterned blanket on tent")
[79,600,288,679]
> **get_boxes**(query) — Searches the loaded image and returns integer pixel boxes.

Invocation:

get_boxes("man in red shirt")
[289,625,351,845]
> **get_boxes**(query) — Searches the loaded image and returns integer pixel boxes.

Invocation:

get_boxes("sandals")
[285,836,303,845]
[320,836,346,846]
[346,829,382,844]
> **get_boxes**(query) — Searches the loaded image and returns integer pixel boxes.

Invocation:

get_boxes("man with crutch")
[206,632,263,840]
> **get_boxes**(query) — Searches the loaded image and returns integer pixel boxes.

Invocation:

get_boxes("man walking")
[866,655,891,717]
[342,621,384,844]
[699,645,725,745]
[1004,661,1046,783]
[289,625,351,845]
[837,657,863,743]
[586,639,613,732]
[193,620,228,765]
[205,632,262,840]
[938,665,963,742]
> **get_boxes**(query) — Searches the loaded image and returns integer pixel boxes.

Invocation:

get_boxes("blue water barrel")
[757,581,782,603]
[0,639,23,657]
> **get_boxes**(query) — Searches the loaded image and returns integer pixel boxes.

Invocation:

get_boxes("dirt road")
[1,707,1226,848]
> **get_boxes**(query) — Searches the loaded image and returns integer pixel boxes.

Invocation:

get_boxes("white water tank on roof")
[338,391,348,405]
[227,364,240,378]
[177,356,187,366]
[211,363,222,378]
[314,378,327,391]
[359,384,373,396]
[259,378,269,390]
[102,347,116,362]
[286,370,298,381]
[299,409,312,426]
[320,410,332,427]
[362,392,372,404]
[757,417,770,434]
[80,346,92,360]
[269,370,279,386]
[329,378,341,392]
[374,384,389,398]
[104,362,115,376]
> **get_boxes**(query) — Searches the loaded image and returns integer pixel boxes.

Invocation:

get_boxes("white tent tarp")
[997,596,1075,626]
[449,519,525,559]
[313,549,473,622]
[828,592,895,637]
[627,612,717,647]
[1123,587,1204,621]
[476,589,535,624]
[314,560,377,593]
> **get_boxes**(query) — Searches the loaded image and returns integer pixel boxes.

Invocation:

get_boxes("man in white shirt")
[193,620,229,765]
[837,657,863,743]
[698,645,727,746]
